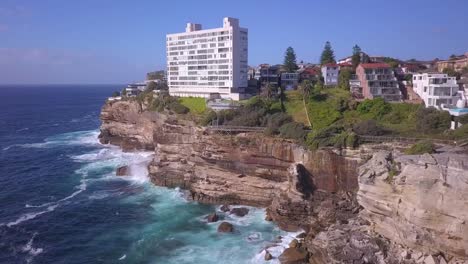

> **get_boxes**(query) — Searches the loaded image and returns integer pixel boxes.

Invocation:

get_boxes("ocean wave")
[251,230,303,264]
[4,204,59,228]
[3,130,101,151]
[22,233,44,264]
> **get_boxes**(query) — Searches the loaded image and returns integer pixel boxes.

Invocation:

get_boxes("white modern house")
[321,63,339,86]
[412,73,462,108]
[166,17,248,100]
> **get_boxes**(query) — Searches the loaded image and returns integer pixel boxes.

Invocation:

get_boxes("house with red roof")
[356,63,402,101]
[299,67,319,82]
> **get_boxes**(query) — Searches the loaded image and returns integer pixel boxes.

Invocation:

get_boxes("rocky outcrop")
[99,100,468,263]
[116,165,129,176]
[99,100,161,151]
[217,222,234,233]
[358,151,468,259]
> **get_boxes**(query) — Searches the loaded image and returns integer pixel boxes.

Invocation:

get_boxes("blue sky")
[1,0,467,84]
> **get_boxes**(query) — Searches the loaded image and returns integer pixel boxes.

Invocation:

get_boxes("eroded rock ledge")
[100,100,468,263]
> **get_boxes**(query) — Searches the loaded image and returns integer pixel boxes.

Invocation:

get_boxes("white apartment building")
[321,63,340,86]
[413,73,461,108]
[166,17,248,100]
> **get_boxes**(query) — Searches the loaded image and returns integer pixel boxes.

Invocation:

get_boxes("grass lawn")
[284,90,310,126]
[179,97,206,114]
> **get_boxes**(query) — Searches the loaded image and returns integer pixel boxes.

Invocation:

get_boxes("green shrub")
[112,91,120,97]
[346,132,358,149]
[452,124,468,140]
[415,107,450,133]
[404,141,436,155]
[306,126,344,150]
[357,98,391,119]
[352,120,386,136]
[264,112,293,135]
[278,122,308,141]
[200,110,217,126]
[168,101,189,114]
[457,115,468,125]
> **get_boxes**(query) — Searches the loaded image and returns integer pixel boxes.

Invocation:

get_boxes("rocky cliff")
[100,100,468,263]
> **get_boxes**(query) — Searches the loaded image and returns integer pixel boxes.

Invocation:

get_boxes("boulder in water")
[264,250,273,261]
[220,205,230,212]
[217,222,234,233]
[116,165,129,176]
[278,247,308,264]
[206,213,219,223]
[230,207,249,217]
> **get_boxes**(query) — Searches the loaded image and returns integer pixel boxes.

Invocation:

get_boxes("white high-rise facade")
[166,17,248,100]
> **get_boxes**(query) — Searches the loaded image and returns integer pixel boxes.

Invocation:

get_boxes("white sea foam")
[4,130,101,151]
[22,233,43,264]
[118,254,126,260]
[251,230,303,264]
[6,204,59,227]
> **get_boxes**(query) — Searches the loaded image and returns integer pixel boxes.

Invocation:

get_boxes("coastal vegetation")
[404,141,436,155]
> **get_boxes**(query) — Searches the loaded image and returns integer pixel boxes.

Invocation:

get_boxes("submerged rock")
[264,250,273,261]
[220,205,230,212]
[278,247,308,264]
[230,207,249,217]
[116,165,129,176]
[206,213,219,223]
[217,222,234,233]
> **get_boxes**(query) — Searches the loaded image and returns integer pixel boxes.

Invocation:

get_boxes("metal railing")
[206,125,266,133]
[358,135,456,145]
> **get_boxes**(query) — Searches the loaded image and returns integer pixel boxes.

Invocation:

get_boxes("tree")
[299,80,313,98]
[261,82,276,99]
[351,45,362,69]
[146,81,157,91]
[383,57,400,68]
[320,41,336,65]
[283,47,299,72]
[338,68,352,90]
[112,91,120,97]
[443,68,461,80]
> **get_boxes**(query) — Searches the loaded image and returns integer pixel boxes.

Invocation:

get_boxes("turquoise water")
[0,85,295,264]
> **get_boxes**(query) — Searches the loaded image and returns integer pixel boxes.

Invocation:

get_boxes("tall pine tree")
[351,45,362,69]
[283,47,299,72]
[320,41,336,65]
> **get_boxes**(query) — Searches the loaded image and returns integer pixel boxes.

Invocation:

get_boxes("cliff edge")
[100,100,468,263]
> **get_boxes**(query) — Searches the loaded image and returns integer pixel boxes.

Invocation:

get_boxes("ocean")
[0,85,295,264]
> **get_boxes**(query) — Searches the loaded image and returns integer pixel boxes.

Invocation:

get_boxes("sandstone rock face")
[278,247,308,264]
[100,100,468,262]
[99,100,161,151]
[358,151,468,258]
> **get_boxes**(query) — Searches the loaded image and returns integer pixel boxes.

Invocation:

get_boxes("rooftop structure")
[166,17,248,100]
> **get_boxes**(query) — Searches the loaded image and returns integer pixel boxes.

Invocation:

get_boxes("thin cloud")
[432,26,447,34]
